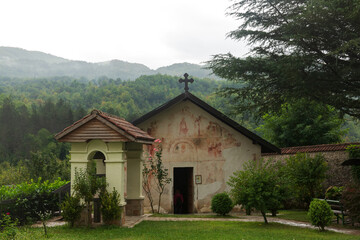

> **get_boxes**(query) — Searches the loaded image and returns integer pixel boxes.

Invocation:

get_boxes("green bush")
[325,186,343,200]
[286,153,328,208]
[308,199,333,231]
[100,188,122,224]
[211,193,233,216]
[0,213,18,239]
[342,185,360,224]
[0,178,69,224]
[60,194,84,227]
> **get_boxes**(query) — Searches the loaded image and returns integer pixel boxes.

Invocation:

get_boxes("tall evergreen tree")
[208,0,360,119]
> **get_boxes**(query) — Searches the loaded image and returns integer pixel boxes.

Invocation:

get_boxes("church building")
[55,73,280,220]
[132,74,280,213]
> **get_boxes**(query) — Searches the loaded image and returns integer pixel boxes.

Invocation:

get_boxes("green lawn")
[275,210,310,222]
[150,213,239,218]
[15,221,360,240]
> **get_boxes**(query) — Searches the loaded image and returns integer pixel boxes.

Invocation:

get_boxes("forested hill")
[0,47,214,80]
[0,74,235,167]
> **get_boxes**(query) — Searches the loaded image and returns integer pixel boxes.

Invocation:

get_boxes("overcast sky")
[0,0,249,69]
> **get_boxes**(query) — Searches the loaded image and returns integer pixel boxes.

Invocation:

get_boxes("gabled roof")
[132,91,280,153]
[262,142,360,156]
[55,109,154,144]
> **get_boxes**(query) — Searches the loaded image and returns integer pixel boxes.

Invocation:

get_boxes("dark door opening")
[173,167,194,214]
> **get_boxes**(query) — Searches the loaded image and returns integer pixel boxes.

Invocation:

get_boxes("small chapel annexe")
[55,109,154,219]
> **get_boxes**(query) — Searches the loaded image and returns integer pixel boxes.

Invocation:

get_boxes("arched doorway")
[88,151,106,177]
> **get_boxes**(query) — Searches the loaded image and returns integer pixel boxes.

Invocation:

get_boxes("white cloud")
[0,0,249,69]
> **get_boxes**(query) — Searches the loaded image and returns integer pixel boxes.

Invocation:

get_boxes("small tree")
[60,194,84,227]
[142,139,171,213]
[286,153,328,208]
[100,188,122,225]
[72,161,107,227]
[308,199,333,231]
[228,159,286,223]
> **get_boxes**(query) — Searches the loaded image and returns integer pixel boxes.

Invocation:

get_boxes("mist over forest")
[0,46,359,185]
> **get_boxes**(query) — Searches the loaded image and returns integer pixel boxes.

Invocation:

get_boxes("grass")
[16,221,360,240]
[150,213,239,218]
[275,210,310,222]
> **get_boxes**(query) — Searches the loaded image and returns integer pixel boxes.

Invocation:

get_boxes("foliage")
[100,188,122,224]
[211,193,233,216]
[0,213,18,240]
[60,194,84,227]
[345,145,360,183]
[72,161,107,227]
[286,153,328,207]
[208,0,360,119]
[342,185,360,224]
[0,161,30,186]
[142,139,171,213]
[258,99,345,147]
[228,159,288,223]
[325,186,343,200]
[0,178,68,225]
[308,199,333,231]
[0,177,68,201]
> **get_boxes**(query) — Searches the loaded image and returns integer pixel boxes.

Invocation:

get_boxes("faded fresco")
[137,101,261,213]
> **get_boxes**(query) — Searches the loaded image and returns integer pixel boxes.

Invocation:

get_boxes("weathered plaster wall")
[137,100,261,213]
[262,151,353,189]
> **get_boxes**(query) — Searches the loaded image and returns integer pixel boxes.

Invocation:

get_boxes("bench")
[318,199,347,225]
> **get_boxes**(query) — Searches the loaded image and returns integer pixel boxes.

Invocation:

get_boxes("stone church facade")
[133,91,279,213]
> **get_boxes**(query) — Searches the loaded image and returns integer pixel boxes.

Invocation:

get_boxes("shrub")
[342,185,360,224]
[325,186,343,200]
[0,178,69,225]
[0,213,18,239]
[100,188,122,224]
[211,193,233,216]
[286,153,328,208]
[60,194,84,227]
[308,199,333,231]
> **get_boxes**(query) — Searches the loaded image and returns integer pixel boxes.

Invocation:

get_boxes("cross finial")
[179,73,194,92]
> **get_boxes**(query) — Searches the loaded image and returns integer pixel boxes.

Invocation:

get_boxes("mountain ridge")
[0,47,215,80]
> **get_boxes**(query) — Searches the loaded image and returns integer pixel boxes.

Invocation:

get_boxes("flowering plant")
[142,138,171,213]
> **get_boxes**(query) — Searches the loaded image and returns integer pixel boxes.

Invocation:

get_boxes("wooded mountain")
[0,47,214,80]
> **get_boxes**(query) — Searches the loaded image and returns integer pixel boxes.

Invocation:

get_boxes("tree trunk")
[271,209,277,217]
[261,210,268,224]
[157,193,162,213]
[87,201,92,227]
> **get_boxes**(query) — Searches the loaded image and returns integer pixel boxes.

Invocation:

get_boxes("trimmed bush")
[211,193,233,216]
[308,199,333,231]
[0,178,69,225]
[101,188,122,224]
[60,194,84,227]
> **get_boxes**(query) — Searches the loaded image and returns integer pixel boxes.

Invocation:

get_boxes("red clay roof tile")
[262,143,360,156]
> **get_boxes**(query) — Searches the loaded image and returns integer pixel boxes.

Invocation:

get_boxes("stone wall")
[263,151,353,189]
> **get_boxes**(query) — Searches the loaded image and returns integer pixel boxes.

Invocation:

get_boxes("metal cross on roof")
[179,73,194,92]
